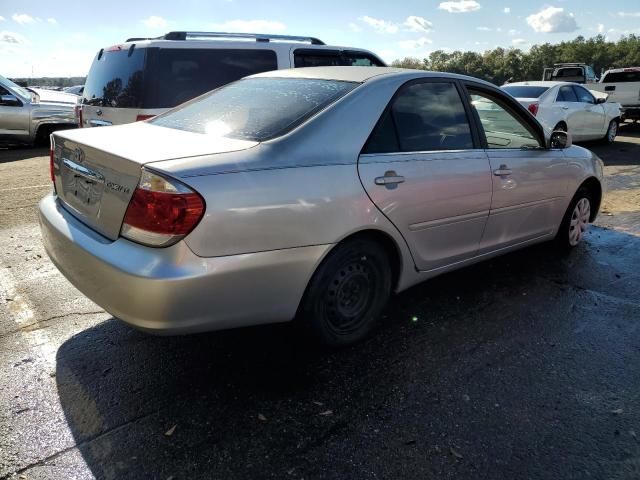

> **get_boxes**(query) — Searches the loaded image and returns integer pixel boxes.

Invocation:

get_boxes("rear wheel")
[34,125,52,146]
[603,119,618,144]
[295,238,391,348]
[555,187,593,250]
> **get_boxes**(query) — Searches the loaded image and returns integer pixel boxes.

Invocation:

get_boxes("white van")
[79,31,385,128]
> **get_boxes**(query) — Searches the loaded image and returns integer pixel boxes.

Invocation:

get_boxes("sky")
[1,0,640,78]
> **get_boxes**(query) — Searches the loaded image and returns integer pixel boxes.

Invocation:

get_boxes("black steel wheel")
[296,238,391,347]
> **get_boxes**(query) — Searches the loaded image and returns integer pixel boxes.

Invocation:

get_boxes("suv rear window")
[83,49,146,108]
[150,78,358,141]
[502,86,549,98]
[144,48,278,108]
[602,71,640,83]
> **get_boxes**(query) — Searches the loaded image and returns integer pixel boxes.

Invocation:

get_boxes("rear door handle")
[375,171,405,188]
[493,165,512,176]
[375,175,405,185]
[561,106,569,110]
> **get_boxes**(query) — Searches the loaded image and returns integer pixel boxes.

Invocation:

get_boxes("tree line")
[391,34,640,86]
[9,76,86,88]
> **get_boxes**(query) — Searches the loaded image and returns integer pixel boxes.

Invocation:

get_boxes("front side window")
[0,75,31,102]
[150,77,357,141]
[469,90,541,149]
[556,85,578,102]
[573,86,595,104]
[375,81,473,152]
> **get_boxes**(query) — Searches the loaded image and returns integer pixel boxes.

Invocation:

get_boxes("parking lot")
[1,127,639,479]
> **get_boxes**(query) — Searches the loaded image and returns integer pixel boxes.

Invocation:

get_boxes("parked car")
[79,31,385,128]
[589,67,640,122]
[63,85,84,96]
[40,67,604,347]
[0,74,78,145]
[542,63,598,84]
[502,81,621,143]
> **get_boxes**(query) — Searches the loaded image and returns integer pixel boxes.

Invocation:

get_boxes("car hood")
[56,121,259,164]
[31,88,78,106]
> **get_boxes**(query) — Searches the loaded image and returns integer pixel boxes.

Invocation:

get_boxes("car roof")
[504,81,570,88]
[603,67,640,74]
[250,66,500,86]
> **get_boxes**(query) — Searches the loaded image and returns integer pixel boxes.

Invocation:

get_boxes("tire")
[555,187,593,251]
[34,125,51,147]
[295,238,392,348]
[602,119,618,144]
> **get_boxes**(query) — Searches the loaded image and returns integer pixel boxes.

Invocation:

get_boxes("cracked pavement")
[0,126,639,479]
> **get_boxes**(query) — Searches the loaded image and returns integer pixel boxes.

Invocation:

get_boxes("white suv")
[79,31,385,128]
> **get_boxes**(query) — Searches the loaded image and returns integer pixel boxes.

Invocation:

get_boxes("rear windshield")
[83,48,146,108]
[554,68,584,78]
[83,47,278,109]
[150,77,358,141]
[502,86,550,98]
[602,71,640,83]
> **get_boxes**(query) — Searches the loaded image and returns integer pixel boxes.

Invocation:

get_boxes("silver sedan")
[39,67,604,346]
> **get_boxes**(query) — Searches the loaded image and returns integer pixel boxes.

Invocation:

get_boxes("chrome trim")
[62,158,105,184]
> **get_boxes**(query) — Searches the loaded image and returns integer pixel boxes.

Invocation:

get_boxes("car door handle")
[375,175,405,185]
[493,165,512,176]
[561,106,569,110]
[375,171,405,187]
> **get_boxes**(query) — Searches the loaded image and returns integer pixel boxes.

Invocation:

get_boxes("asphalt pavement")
[0,127,639,479]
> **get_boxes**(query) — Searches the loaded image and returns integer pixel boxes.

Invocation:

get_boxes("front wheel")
[555,188,593,250]
[295,238,391,348]
[603,119,618,144]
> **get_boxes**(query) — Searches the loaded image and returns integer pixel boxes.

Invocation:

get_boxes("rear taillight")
[121,169,205,247]
[135,114,155,122]
[75,104,83,127]
[527,103,539,116]
[49,148,55,182]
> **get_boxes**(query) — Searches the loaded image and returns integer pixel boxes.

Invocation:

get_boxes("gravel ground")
[0,125,639,480]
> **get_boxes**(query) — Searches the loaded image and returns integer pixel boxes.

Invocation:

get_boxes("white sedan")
[502,81,621,143]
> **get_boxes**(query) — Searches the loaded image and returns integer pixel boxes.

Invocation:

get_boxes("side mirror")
[0,94,21,107]
[595,97,606,104]
[549,130,572,149]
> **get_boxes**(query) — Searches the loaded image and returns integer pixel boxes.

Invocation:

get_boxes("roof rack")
[125,31,325,45]
[553,63,587,67]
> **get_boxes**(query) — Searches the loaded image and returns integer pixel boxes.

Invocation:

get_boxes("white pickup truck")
[590,67,640,122]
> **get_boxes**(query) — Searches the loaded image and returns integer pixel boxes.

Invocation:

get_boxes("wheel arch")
[578,176,602,221]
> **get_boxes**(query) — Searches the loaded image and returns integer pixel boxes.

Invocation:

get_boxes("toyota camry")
[39,67,604,347]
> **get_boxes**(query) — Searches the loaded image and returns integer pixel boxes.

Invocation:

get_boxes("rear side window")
[294,49,384,68]
[145,49,278,108]
[602,71,640,83]
[389,82,473,152]
[556,86,578,102]
[83,48,146,108]
[150,78,357,141]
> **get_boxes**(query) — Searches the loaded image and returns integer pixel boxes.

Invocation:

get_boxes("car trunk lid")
[51,122,257,240]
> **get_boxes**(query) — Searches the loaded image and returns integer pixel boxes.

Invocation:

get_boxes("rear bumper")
[39,193,330,334]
